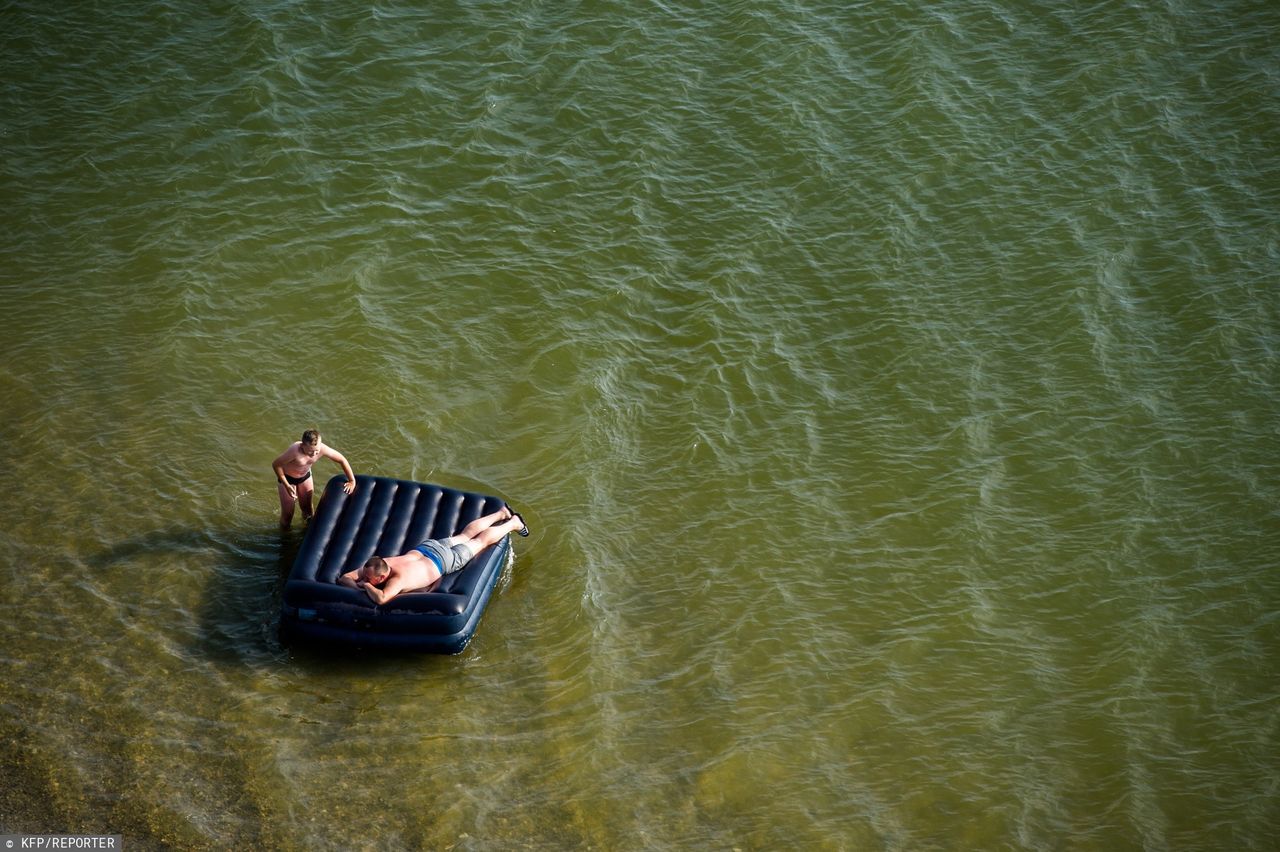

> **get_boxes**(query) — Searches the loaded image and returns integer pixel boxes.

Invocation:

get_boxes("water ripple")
[3,0,1279,847]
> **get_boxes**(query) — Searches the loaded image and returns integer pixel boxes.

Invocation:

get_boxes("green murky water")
[3,1,1278,848]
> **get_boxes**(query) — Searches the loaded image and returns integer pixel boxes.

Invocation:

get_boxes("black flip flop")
[511,511,530,537]
[502,503,530,536]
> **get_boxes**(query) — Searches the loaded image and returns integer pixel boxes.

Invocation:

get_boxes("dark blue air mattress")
[279,474,511,654]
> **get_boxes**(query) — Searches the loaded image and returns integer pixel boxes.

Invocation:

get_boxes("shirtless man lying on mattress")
[337,505,529,605]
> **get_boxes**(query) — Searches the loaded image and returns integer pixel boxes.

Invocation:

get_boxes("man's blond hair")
[361,556,389,582]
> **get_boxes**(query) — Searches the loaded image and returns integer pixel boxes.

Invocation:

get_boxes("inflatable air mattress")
[279,474,511,654]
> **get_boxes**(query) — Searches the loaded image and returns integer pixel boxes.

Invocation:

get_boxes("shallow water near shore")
[3,0,1279,848]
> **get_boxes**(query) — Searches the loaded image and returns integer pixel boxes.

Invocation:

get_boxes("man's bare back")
[338,506,529,605]
[369,551,437,595]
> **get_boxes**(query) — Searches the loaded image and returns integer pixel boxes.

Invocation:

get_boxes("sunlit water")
[3,0,1278,848]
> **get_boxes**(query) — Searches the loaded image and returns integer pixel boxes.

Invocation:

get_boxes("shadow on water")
[90,523,474,676]
[197,527,460,675]
[88,525,301,667]
[199,527,302,667]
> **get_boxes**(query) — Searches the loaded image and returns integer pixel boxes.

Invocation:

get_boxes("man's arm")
[323,446,357,495]
[360,575,404,605]
[271,448,298,498]
[337,568,397,603]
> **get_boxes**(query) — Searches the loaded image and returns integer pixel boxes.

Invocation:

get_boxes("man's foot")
[510,511,530,537]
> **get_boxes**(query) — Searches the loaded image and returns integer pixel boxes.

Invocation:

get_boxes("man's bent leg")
[298,478,316,521]
[277,482,296,528]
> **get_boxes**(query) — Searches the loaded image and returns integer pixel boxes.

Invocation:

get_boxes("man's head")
[299,424,320,457]
[360,556,390,585]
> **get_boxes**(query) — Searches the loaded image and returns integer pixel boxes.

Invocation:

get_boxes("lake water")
[2,0,1278,848]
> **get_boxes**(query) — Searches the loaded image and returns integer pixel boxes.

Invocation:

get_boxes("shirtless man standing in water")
[271,429,357,528]
[338,505,529,604]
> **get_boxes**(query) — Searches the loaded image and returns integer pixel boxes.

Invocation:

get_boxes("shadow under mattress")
[279,474,511,654]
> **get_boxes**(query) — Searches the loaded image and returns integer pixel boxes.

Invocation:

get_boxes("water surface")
[2,0,1278,848]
